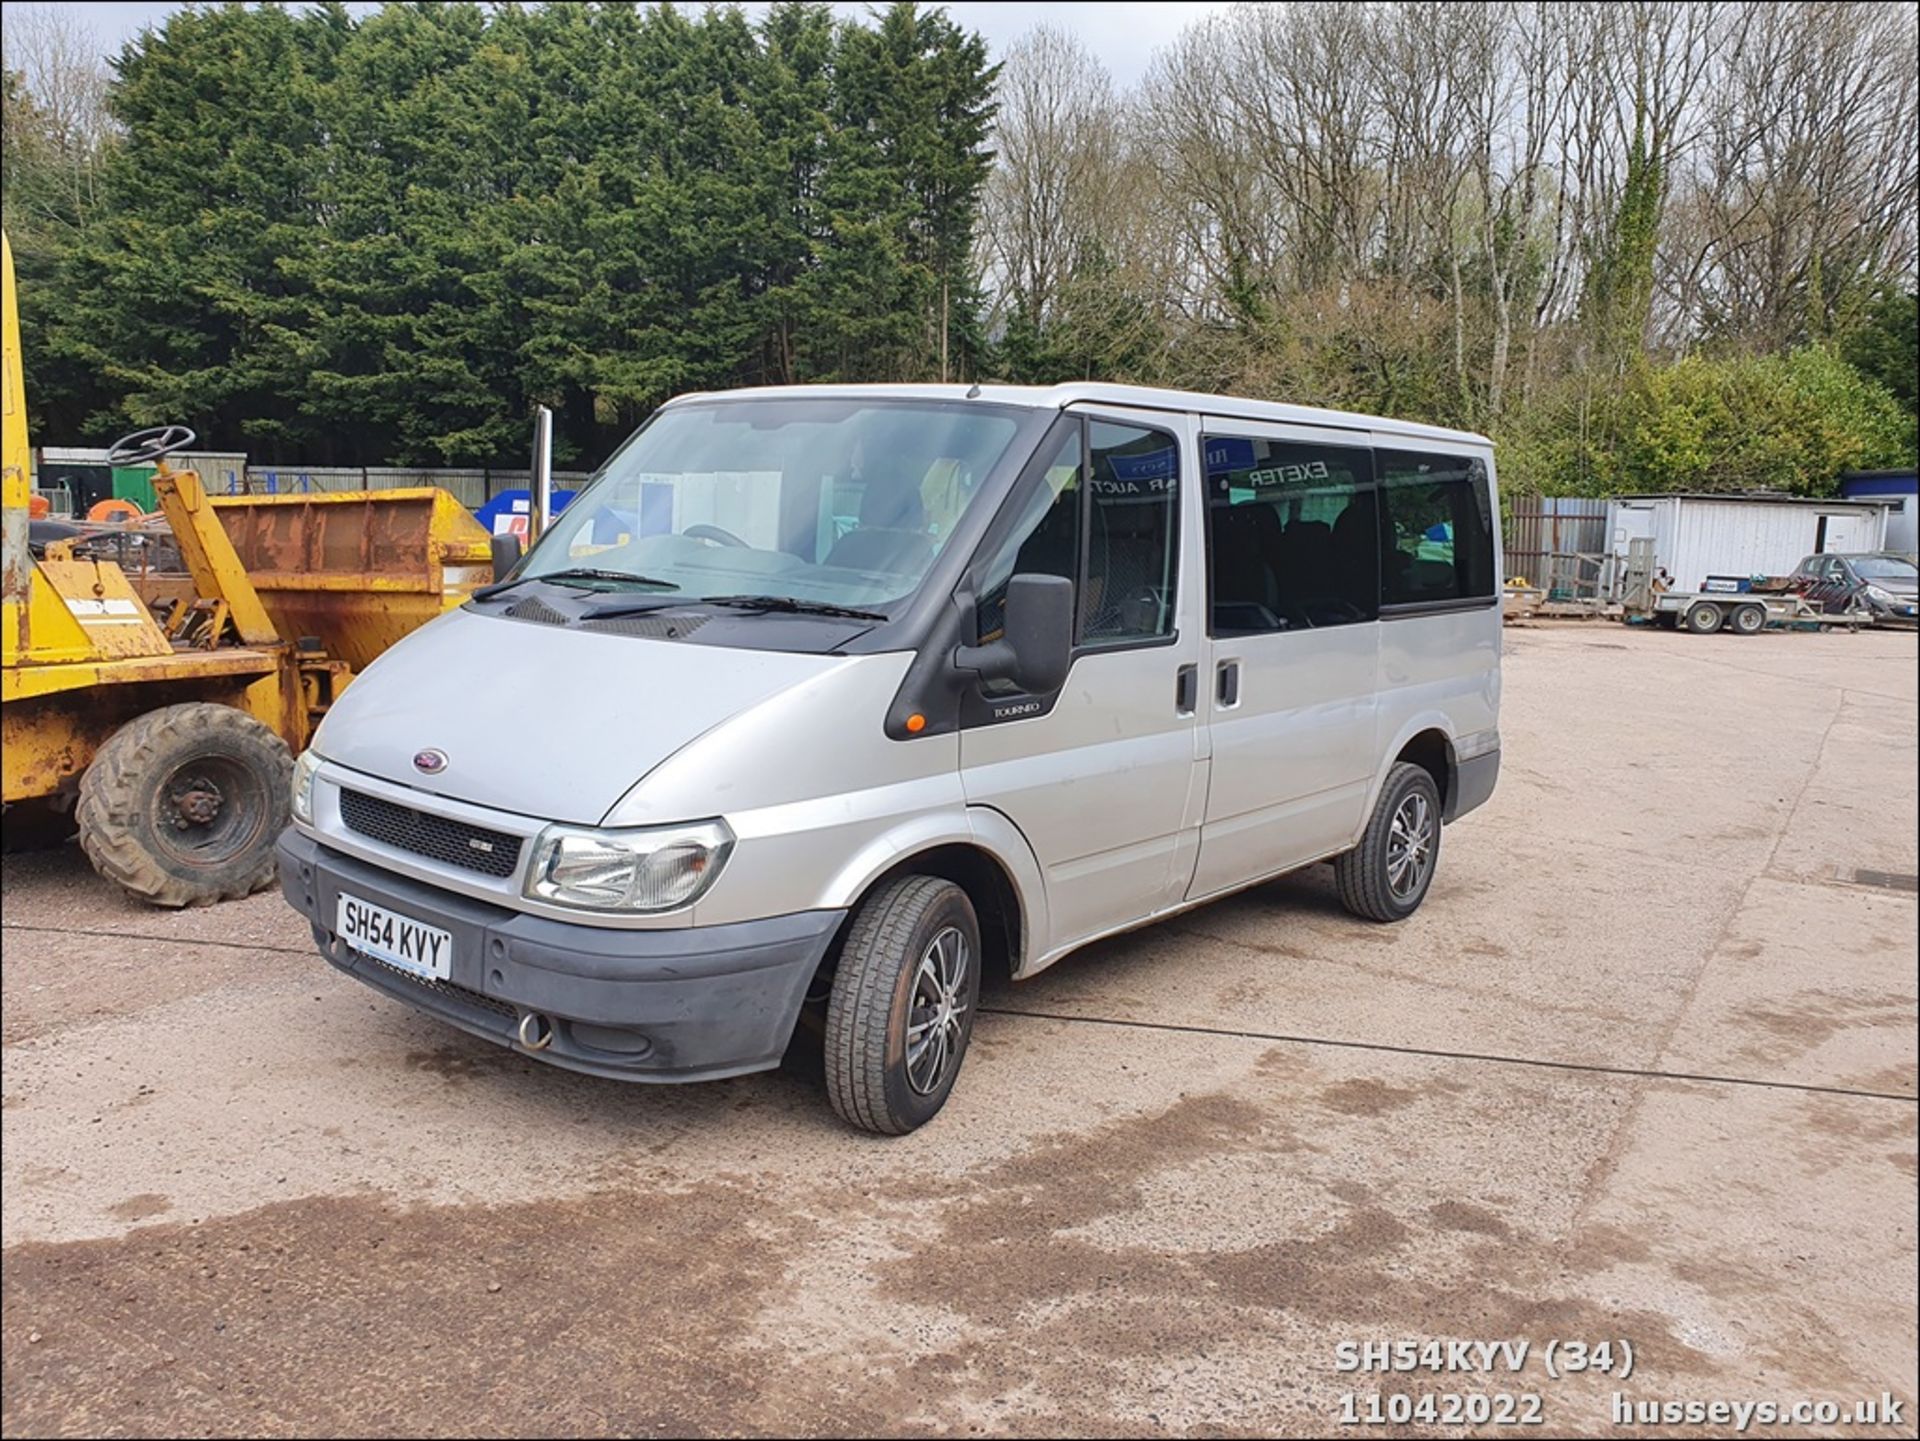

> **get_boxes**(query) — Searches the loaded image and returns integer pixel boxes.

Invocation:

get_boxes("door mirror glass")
[1004,572,1075,692]
[490,532,523,584]
[957,572,1074,694]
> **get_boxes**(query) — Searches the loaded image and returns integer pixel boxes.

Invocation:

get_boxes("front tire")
[1730,603,1766,635]
[1334,762,1443,923]
[824,876,980,1135]
[76,703,293,907]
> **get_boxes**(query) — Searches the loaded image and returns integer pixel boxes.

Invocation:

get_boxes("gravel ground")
[3,623,1915,1437]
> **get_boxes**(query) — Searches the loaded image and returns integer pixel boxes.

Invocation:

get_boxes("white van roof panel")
[666,382,1492,449]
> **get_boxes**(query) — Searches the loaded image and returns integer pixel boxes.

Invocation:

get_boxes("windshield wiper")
[579,598,683,620]
[474,567,680,600]
[699,594,889,622]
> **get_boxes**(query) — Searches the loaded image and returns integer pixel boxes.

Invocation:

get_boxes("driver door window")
[974,427,1082,645]
[974,417,1181,649]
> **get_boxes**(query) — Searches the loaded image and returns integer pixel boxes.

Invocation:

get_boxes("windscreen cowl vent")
[581,612,711,641]
[504,596,569,626]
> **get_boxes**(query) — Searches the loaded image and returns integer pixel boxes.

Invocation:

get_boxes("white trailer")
[1614,533,1869,636]
[1605,493,1891,593]
[1640,583,1863,636]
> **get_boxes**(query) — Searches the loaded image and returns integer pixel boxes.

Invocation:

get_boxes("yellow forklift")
[2,232,495,905]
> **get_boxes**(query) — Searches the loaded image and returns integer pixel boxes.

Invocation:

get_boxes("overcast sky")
[41,2,1231,86]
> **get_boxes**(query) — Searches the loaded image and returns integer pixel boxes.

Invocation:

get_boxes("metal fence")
[1504,495,1610,591]
[229,465,596,510]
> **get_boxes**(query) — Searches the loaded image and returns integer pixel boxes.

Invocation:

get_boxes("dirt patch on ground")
[1315,1078,1421,1116]
[845,1095,1721,1435]
[1,1185,859,1439]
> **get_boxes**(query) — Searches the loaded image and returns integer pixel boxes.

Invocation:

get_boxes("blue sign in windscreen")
[1108,446,1180,482]
[1206,437,1257,475]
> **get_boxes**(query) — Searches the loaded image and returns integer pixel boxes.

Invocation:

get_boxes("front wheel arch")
[815,842,1024,1006]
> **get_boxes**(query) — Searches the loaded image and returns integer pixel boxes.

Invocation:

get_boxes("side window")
[1204,435,1378,635]
[1082,421,1179,643]
[974,427,1081,644]
[1377,450,1496,605]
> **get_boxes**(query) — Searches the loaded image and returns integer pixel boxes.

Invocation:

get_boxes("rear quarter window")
[1377,450,1496,605]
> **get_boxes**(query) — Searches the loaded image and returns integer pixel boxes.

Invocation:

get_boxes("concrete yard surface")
[2,624,1915,1437]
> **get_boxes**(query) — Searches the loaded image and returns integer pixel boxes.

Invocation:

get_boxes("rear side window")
[1204,435,1378,634]
[1377,450,1496,605]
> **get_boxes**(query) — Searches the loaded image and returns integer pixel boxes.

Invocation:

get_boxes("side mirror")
[955,573,1074,694]
[489,532,523,584]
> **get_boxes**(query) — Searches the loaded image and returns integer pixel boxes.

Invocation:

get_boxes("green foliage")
[1553,348,1913,496]
[1840,287,1918,421]
[20,0,999,466]
[14,0,1913,492]
[991,243,1171,387]
[1578,124,1663,372]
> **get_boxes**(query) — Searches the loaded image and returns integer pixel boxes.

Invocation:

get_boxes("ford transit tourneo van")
[279,384,1501,1132]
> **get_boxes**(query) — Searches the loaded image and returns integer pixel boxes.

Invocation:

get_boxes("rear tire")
[77,703,293,908]
[1335,762,1443,923]
[1730,603,1766,635]
[1685,601,1724,635]
[824,875,980,1135]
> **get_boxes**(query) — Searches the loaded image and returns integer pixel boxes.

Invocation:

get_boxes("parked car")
[1789,552,1919,623]
[278,383,1503,1133]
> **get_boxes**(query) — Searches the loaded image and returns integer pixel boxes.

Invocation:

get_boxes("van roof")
[665,382,1492,449]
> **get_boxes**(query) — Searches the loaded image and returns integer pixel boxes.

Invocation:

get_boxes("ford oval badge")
[413,748,449,775]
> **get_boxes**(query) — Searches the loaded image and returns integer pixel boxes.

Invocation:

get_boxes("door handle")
[1175,663,1197,715]
[1216,659,1241,708]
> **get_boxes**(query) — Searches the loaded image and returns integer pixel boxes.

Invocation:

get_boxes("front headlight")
[525,819,734,912]
[1864,584,1895,605]
[290,749,321,824]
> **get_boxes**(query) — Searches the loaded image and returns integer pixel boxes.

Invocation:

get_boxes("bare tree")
[0,2,115,240]
[987,0,1913,435]
[1676,0,1919,350]
[978,26,1121,328]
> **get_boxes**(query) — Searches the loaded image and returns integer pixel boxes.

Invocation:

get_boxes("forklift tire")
[77,703,294,908]
[1684,601,1724,635]
[1730,603,1767,635]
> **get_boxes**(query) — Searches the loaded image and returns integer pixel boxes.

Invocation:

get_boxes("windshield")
[520,399,1024,610]
[1850,555,1917,581]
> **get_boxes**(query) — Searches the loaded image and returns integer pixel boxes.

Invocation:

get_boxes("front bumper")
[278,828,843,1083]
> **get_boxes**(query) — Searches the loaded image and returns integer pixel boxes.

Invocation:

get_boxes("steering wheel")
[107,425,198,467]
[684,523,749,548]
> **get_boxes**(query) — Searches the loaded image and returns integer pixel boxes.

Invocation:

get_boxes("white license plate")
[337,893,453,980]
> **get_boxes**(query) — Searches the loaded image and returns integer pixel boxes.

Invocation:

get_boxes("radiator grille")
[338,790,522,879]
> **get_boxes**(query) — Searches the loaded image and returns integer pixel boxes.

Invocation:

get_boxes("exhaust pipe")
[516,1011,554,1052]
